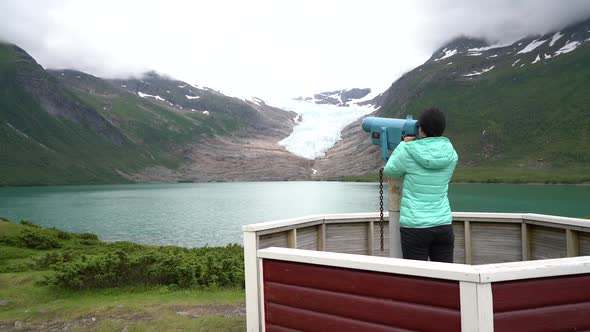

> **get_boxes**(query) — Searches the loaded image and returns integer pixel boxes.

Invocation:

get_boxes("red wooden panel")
[266,324,300,332]
[493,274,590,312]
[266,302,413,332]
[494,302,590,332]
[263,259,459,309]
[265,282,460,332]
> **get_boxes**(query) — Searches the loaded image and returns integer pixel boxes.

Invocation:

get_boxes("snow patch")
[517,39,547,54]
[138,91,166,102]
[544,53,553,59]
[202,111,210,115]
[185,95,200,100]
[446,62,453,65]
[549,32,564,47]
[554,41,581,55]
[178,84,186,88]
[467,52,482,56]
[121,84,127,88]
[435,48,458,61]
[531,54,541,64]
[463,65,495,77]
[312,169,318,175]
[512,59,521,66]
[487,54,498,58]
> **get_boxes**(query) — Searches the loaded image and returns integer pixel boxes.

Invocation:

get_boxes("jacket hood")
[405,137,457,170]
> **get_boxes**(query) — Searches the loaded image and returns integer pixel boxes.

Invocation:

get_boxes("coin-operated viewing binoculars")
[361,116,419,161]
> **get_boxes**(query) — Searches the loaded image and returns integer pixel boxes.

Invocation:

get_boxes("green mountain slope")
[375,19,590,169]
[0,43,295,185]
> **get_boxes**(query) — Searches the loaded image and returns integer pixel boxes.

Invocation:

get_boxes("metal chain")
[379,168,384,252]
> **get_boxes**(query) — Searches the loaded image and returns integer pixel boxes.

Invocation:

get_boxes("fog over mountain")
[1,1,590,99]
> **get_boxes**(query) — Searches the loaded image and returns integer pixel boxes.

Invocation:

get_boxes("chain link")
[379,168,384,252]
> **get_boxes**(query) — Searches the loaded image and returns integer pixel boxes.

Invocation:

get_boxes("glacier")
[274,99,375,160]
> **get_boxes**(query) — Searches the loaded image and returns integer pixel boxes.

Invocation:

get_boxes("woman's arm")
[383,142,408,179]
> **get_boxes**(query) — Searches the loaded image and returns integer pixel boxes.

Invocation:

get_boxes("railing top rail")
[259,247,590,283]
[241,212,387,232]
[243,212,590,233]
[258,247,480,282]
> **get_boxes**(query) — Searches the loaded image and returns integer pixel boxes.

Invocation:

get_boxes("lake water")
[0,182,589,247]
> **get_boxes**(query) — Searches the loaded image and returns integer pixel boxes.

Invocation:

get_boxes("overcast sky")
[1,0,590,100]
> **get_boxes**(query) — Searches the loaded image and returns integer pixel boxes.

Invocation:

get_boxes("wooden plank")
[287,229,296,249]
[471,223,522,264]
[529,225,566,260]
[265,282,460,331]
[477,283,494,332]
[263,259,461,309]
[453,222,465,264]
[265,303,405,332]
[492,274,590,312]
[367,221,374,255]
[494,302,590,332]
[464,221,472,265]
[459,282,478,332]
[296,226,318,251]
[259,232,289,250]
[566,229,579,257]
[326,223,368,255]
[318,224,326,251]
[520,222,531,261]
[243,232,260,332]
[578,231,590,256]
[259,247,481,282]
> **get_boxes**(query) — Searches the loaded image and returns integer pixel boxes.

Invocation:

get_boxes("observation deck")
[243,212,590,331]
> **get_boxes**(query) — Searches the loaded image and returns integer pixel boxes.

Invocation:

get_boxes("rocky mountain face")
[1,43,311,185]
[295,88,372,107]
[315,17,590,178]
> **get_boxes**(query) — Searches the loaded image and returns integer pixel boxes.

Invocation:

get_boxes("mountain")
[313,17,590,179]
[294,88,374,107]
[0,43,311,185]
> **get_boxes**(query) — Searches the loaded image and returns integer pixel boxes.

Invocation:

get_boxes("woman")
[383,108,458,262]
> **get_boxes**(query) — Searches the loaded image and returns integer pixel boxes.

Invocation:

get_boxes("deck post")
[460,281,494,331]
[566,229,579,257]
[388,178,403,258]
[464,221,472,264]
[243,231,261,332]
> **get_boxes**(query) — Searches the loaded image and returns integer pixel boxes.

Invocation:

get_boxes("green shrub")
[20,220,40,228]
[48,244,244,290]
[77,233,99,240]
[18,229,61,250]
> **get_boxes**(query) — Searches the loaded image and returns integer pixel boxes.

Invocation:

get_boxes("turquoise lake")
[0,182,589,247]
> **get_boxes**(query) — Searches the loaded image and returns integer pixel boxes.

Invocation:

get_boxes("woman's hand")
[403,136,417,142]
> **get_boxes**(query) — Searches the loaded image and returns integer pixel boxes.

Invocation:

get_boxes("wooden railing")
[243,212,590,264]
[242,212,590,331]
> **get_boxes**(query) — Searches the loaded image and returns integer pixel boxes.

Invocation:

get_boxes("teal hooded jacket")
[383,137,458,228]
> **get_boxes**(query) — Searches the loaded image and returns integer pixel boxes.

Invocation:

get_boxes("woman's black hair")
[418,108,446,137]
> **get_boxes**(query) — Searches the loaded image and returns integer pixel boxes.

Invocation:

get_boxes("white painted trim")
[243,232,260,332]
[258,247,480,282]
[476,283,494,332]
[460,282,478,331]
[242,215,324,232]
[452,212,524,220]
[475,256,590,283]
[244,212,590,234]
[523,213,590,228]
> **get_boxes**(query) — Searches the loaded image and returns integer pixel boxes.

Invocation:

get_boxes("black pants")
[400,224,454,263]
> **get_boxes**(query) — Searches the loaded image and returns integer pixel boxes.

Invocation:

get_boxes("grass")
[0,218,246,330]
[0,272,245,330]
